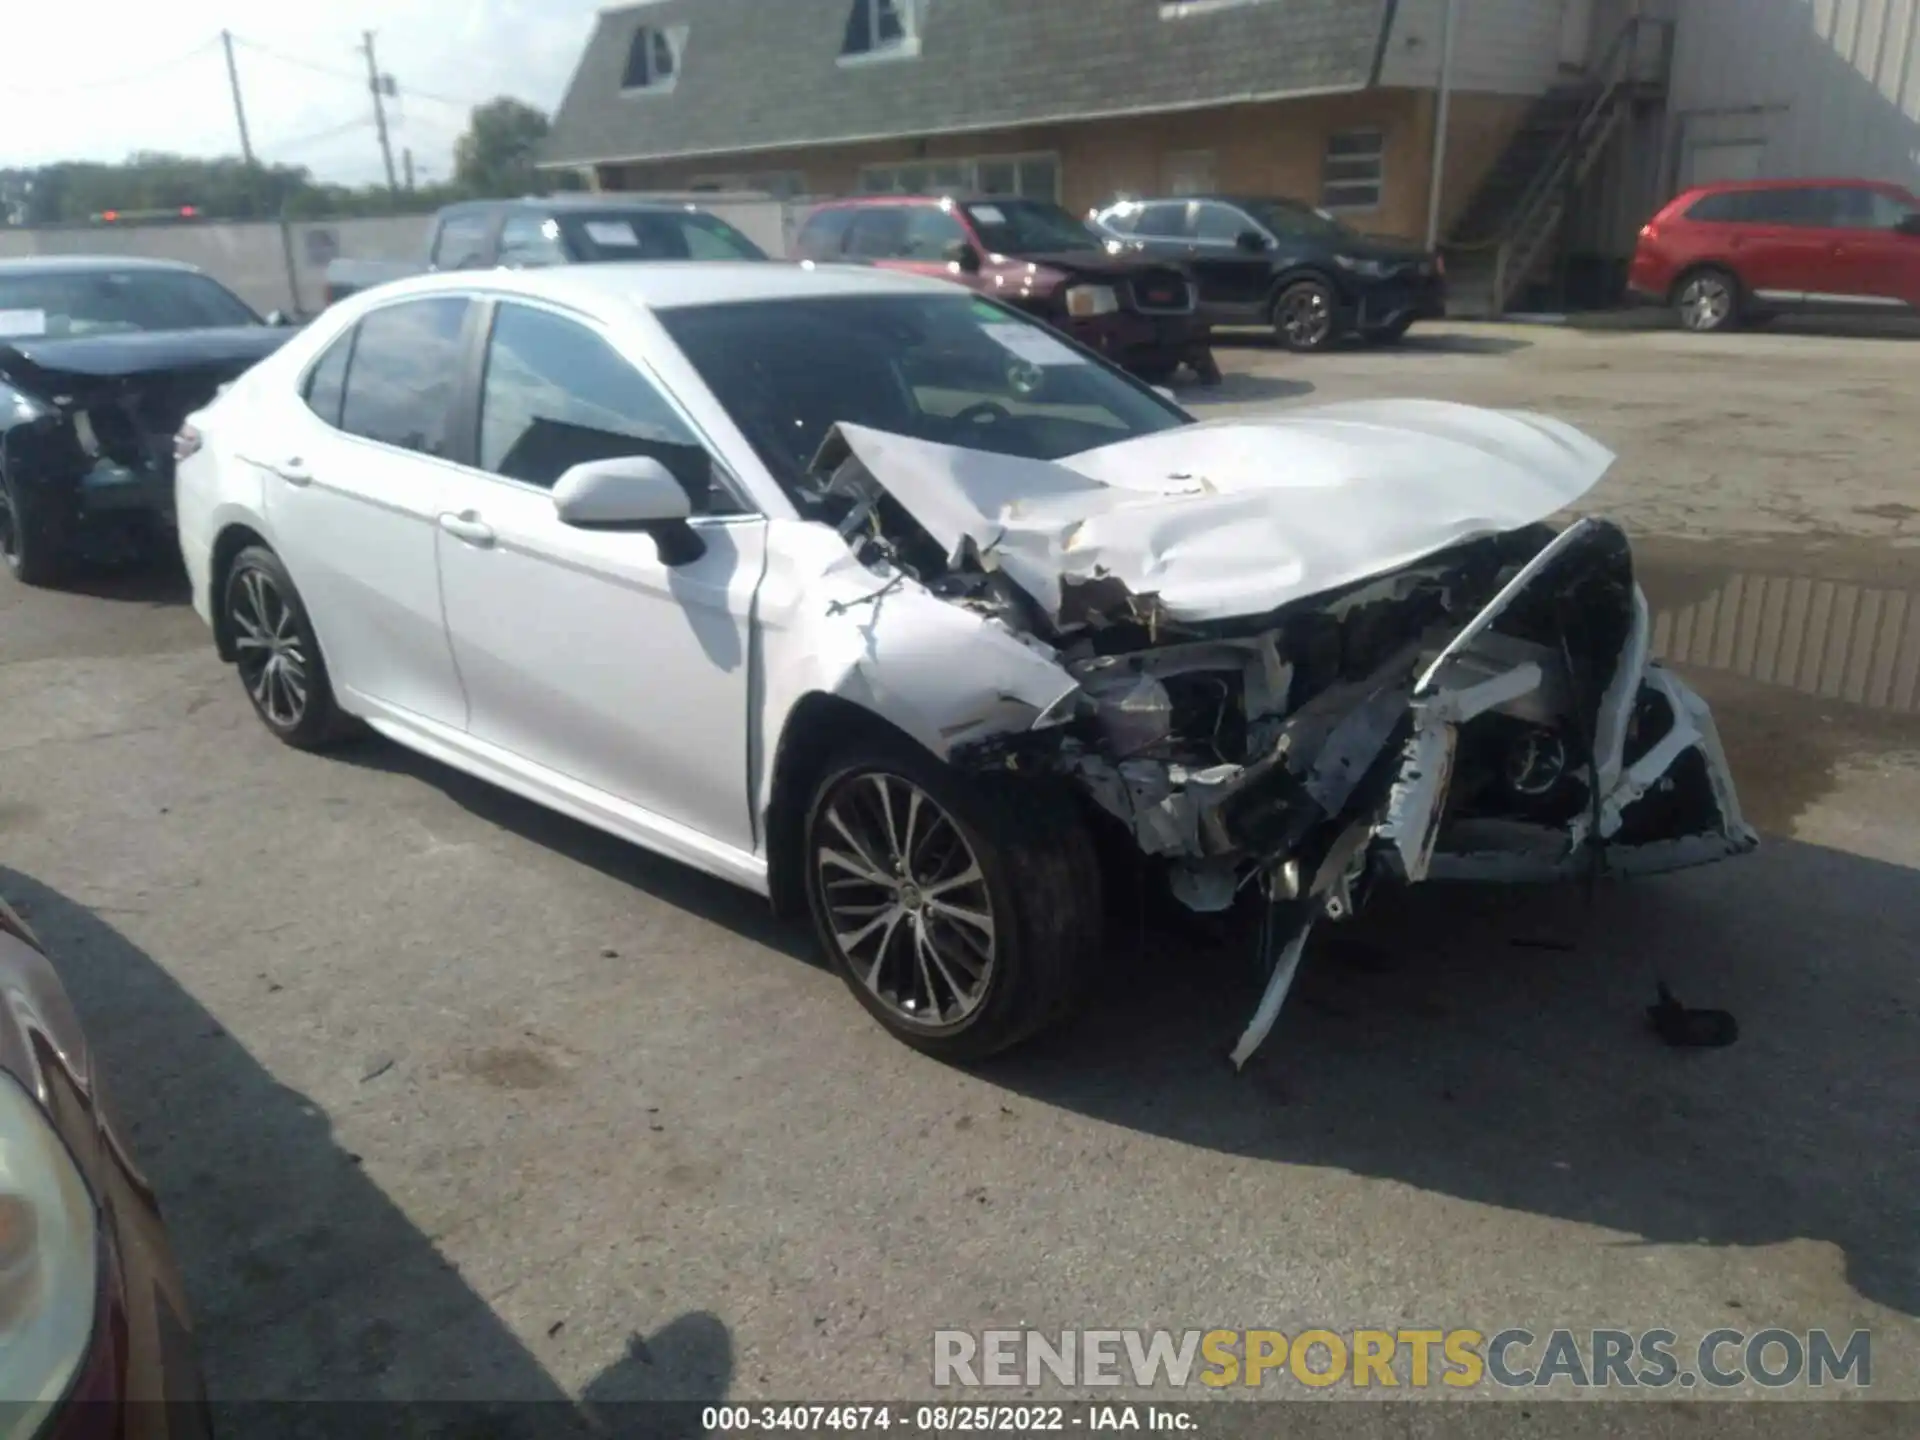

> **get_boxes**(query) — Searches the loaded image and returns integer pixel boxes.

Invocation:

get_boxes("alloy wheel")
[1280,286,1333,348]
[812,772,997,1032]
[229,566,310,729]
[1679,275,1733,331]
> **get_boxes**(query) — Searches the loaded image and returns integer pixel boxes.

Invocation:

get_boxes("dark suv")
[1093,195,1447,352]
[793,196,1218,384]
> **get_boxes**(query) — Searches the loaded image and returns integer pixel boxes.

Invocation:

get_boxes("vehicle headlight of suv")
[0,1070,99,1424]
[1065,285,1120,319]
[1334,255,1393,279]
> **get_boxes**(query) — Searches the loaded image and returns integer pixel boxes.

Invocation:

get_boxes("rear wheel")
[1673,267,1742,333]
[223,545,352,750]
[803,740,1101,1063]
[0,471,73,587]
[1273,279,1339,352]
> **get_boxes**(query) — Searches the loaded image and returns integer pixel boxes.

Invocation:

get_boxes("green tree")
[453,97,552,197]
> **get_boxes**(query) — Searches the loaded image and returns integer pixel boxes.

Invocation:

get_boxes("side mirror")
[946,239,983,273]
[1897,213,1920,236]
[552,455,705,565]
[1235,230,1269,253]
[265,309,292,327]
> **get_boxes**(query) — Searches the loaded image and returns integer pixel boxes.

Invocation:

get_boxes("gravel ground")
[0,321,1915,1422]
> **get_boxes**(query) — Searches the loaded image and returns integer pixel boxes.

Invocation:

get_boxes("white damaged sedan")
[174,262,1755,1063]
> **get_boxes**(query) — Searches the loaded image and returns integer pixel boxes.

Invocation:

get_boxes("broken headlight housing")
[1065,285,1120,319]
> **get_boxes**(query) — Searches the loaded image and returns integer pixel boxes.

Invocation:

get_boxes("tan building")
[542,0,1683,312]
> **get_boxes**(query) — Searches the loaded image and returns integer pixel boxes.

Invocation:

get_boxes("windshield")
[560,210,767,262]
[658,293,1188,494]
[961,200,1103,254]
[1240,199,1360,243]
[0,269,260,339]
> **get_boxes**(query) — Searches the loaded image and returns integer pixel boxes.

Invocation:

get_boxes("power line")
[9,39,219,96]
[228,33,479,109]
[259,117,375,155]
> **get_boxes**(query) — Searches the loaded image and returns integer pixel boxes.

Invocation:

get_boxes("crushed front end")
[802,414,1757,1065]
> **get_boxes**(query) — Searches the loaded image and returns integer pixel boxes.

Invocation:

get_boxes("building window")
[841,0,921,63]
[1321,129,1384,211]
[689,171,809,200]
[623,26,680,91]
[860,152,1057,202]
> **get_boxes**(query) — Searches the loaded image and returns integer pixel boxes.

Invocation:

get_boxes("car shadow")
[0,866,738,1427]
[982,837,1920,1320]
[1181,374,1316,407]
[1571,307,1920,342]
[333,736,819,967]
[1212,328,1534,357]
[60,551,193,607]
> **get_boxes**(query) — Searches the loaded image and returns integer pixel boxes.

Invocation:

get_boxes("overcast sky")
[6,0,609,186]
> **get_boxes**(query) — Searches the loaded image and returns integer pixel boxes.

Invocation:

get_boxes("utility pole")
[403,148,416,192]
[221,30,257,167]
[361,30,400,195]
[1424,0,1459,251]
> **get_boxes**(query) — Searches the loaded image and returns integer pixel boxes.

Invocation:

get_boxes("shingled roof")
[543,0,1397,168]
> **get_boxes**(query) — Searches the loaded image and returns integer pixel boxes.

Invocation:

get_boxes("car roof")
[806,194,1031,209]
[1681,176,1915,196]
[438,195,727,218]
[359,259,961,312]
[0,255,205,276]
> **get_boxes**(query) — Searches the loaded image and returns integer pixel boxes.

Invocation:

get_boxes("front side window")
[846,208,910,258]
[1131,202,1192,239]
[432,215,493,269]
[1192,203,1251,244]
[902,206,968,260]
[338,297,471,457]
[0,269,258,339]
[557,210,766,261]
[795,208,856,259]
[658,293,1188,496]
[960,200,1101,254]
[1242,198,1358,242]
[477,303,724,510]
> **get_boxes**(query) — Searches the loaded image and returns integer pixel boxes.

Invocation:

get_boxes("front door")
[1185,201,1278,319]
[1819,185,1920,308]
[257,295,473,728]
[433,299,764,853]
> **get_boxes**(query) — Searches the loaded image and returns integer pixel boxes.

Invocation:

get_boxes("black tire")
[1672,266,1743,333]
[802,737,1102,1063]
[222,545,352,751]
[0,469,73,588]
[1273,278,1339,352]
[1365,315,1416,344]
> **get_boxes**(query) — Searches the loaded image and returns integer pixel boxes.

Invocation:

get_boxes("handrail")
[1490,14,1673,312]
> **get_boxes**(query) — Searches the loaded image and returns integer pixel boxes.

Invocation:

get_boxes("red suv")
[1629,177,1920,332]
[793,195,1218,383]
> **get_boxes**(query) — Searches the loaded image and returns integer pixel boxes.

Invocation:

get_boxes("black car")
[0,257,298,587]
[1093,195,1447,352]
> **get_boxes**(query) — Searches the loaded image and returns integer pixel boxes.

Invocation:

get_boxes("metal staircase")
[1445,16,1673,318]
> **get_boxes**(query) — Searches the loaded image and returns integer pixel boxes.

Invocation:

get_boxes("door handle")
[266,457,311,486]
[437,511,496,547]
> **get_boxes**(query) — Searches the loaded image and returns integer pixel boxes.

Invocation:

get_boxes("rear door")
[259,296,474,727]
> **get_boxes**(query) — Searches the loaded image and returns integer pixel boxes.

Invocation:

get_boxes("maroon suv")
[793,195,1219,384]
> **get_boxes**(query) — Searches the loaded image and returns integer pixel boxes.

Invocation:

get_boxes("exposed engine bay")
[799,409,1757,1066]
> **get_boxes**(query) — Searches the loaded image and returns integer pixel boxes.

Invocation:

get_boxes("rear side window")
[302,330,354,426]
[432,214,493,269]
[339,297,471,457]
[498,214,566,268]
[902,206,968,259]
[795,208,855,258]
[477,302,728,510]
[846,207,910,258]
[1684,191,1749,223]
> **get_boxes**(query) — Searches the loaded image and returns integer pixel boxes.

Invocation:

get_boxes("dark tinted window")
[555,210,765,261]
[498,214,566,267]
[796,208,856,258]
[303,330,354,426]
[961,199,1101,253]
[432,214,493,269]
[1818,185,1912,227]
[658,294,1187,496]
[478,303,725,509]
[1684,191,1749,222]
[338,297,470,457]
[1192,203,1250,243]
[1708,187,1831,226]
[1132,202,1190,238]
[0,268,258,338]
[903,206,968,259]
[846,208,910,258]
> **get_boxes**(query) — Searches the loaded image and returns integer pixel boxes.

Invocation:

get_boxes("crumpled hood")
[831,399,1615,625]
